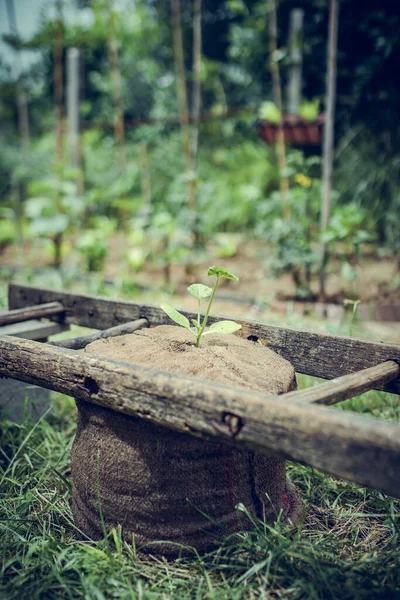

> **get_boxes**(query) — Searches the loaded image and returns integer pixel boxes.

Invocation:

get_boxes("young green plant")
[161,266,242,347]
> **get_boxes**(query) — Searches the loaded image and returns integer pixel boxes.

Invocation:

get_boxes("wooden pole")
[6,0,29,252]
[66,47,84,197]
[0,302,65,327]
[54,0,64,269]
[268,0,290,216]
[138,143,152,208]
[108,1,125,165]
[171,0,196,214]
[51,318,149,349]
[286,8,304,115]
[191,0,202,167]
[66,48,80,170]
[5,0,30,153]
[319,0,339,302]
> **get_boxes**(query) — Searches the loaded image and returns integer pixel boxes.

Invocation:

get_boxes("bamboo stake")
[268,0,290,216]
[319,0,339,302]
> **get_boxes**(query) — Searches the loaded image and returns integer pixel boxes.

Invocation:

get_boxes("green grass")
[1,391,399,600]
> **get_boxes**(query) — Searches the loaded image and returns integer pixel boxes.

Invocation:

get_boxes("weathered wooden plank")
[292,361,400,406]
[8,284,400,393]
[0,319,68,341]
[0,334,399,497]
[0,301,65,327]
[51,318,149,350]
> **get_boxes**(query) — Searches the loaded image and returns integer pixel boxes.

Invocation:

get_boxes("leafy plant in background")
[322,203,377,282]
[161,265,241,347]
[257,151,322,297]
[150,211,192,284]
[76,230,107,273]
[24,167,82,268]
[0,209,16,254]
[259,101,281,123]
[335,128,400,268]
[81,130,142,226]
[299,98,320,121]
[76,215,117,273]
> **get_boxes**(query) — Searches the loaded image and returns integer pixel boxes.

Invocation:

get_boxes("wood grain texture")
[0,334,399,497]
[8,284,400,393]
[0,301,65,327]
[50,318,149,349]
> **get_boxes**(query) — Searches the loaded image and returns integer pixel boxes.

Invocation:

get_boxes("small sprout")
[161,265,242,347]
[207,266,239,281]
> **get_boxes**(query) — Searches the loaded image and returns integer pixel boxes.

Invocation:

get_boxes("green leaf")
[207,265,239,281]
[31,214,69,236]
[259,100,281,123]
[160,304,191,330]
[191,318,201,334]
[203,321,242,335]
[187,283,213,299]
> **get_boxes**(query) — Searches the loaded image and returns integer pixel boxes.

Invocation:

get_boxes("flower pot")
[71,325,303,556]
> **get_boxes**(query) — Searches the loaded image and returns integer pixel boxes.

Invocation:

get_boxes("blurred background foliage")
[0,0,399,295]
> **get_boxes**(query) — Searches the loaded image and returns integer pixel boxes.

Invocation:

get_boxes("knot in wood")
[212,412,244,438]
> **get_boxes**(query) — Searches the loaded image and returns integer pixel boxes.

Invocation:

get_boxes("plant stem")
[196,276,219,347]
[197,297,201,330]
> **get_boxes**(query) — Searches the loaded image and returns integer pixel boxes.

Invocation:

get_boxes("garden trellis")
[0,282,399,499]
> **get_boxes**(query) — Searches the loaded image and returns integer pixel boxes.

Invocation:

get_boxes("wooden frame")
[1,283,399,498]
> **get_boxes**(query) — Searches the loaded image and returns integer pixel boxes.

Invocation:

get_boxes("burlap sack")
[71,325,303,556]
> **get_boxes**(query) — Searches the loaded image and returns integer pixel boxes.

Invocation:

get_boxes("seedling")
[161,265,242,347]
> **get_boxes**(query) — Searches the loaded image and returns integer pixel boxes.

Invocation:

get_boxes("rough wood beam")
[0,335,399,497]
[291,360,400,406]
[8,284,400,393]
[0,301,65,327]
[51,318,149,350]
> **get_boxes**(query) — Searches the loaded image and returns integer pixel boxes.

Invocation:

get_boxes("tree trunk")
[268,0,290,216]
[319,0,340,302]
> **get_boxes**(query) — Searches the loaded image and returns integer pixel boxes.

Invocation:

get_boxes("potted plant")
[71,266,303,556]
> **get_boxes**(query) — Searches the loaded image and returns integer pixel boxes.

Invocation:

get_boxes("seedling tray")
[1,283,399,498]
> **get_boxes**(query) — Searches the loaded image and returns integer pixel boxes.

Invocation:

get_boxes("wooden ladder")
[0,283,399,498]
